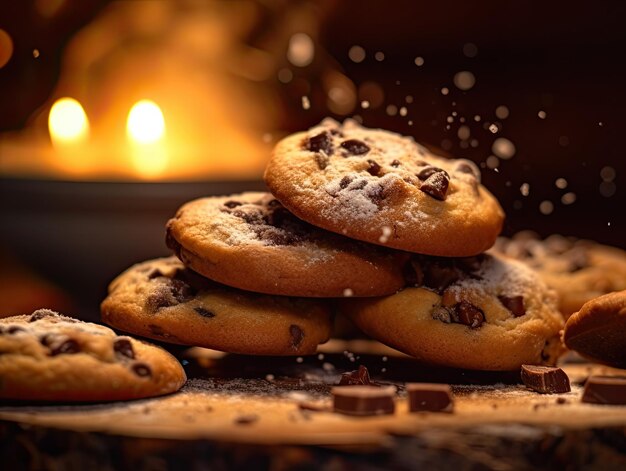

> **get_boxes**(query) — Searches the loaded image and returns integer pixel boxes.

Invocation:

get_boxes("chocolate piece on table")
[339,365,371,386]
[407,383,454,413]
[521,365,571,394]
[582,376,626,405]
[332,385,396,416]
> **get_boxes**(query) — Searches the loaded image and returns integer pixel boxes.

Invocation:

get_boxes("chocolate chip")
[289,324,304,349]
[366,184,385,205]
[454,301,485,328]
[339,365,371,386]
[366,159,382,176]
[234,414,259,425]
[113,338,135,359]
[498,295,526,317]
[340,139,370,156]
[424,262,461,292]
[171,279,195,303]
[7,326,26,334]
[407,383,454,413]
[132,362,152,378]
[391,159,401,167]
[146,289,174,312]
[29,310,57,322]
[332,385,396,416]
[521,365,571,394]
[420,172,449,201]
[260,228,303,246]
[230,209,266,225]
[223,200,242,209]
[339,175,353,189]
[147,269,164,280]
[50,339,80,356]
[417,166,449,181]
[582,376,626,405]
[194,307,215,318]
[305,131,333,155]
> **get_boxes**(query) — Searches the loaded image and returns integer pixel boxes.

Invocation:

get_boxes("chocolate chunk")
[454,301,485,328]
[391,159,401,168]
[339,175,353,189]
[521,365,571,394]
[258,228,303,246]
[6,326,26,334]
[223,200,242,209]
[29,310,57,322]
[147,269,164,280]
[582,376,626,405]
[113,338,135,359]
[230,208,266,225]
[146,289,174,312]
[339,365,371,386]
[424,262,461,292]
[315,152,330,170]
[499,295,526,317]
[417,166,449,181]
[306,131,333,155]
[366,183,385,206]
[340,139,370,156]
[407,383,454,413]
[289,324,305,349]
[420,172,449,201]
[456,255,484,272]
[132,362,152,378]
[332,386,396,416]
[366,159,382,176]
[234,414,259,425]
[194,307,216,318]
[50,339,80,356]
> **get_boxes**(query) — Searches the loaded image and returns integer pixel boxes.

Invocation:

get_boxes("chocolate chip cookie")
[101,257,332,355]
[264,118,504,257]
[0,310,186,401]
[337,252,564,370]
[493,232,626,318]
[166,192,408,297]
[563,290,626,368]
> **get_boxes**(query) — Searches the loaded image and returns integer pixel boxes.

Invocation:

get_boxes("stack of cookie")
[101,118,564,370]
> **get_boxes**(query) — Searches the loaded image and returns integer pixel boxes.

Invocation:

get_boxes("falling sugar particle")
[441,87,450,96]
[381,368,387,373]
[463,42,478,58]
[287,33,314,67]
[32,49,40,58]
[379,226,393,243]
[296,357,304,363]
[453,71,476,91]
[446,116,454,123]
[520,183,530,196]
[457,125,471,140]
[599,122,604,126]
[538,110,547,119]
[386,104,398,116]
[317,353,324,360]
[486,155,499,169]
[445,125,451,130]
[301,96,311,110]
[474,115,481,122]
[505,181,512,187]
[492,137,516,159]
[495,106,510,119]
[452,111,458,117]
[561,192,576,205]
[323,362,334,372]
[414,56,425,66]
[262,133,272,143]
[375,51,385,61]
[399,106,408,116]
[470,139,479,147]
[348,45,366,63]
[277,68,293,83]
[600,166,616,182]
[405,95,414,103]
[361,100,370,109]
[265,374,275,381]
[343,288,354,297]
[608,222,611,226]
[539,201,554,215]
[408,120,413,126]
[488,124,499,134]
[513,200,523,210]
[599,181,616,197]
[555,178,568,189]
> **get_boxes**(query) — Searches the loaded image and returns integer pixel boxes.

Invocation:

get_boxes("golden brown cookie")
[264,118,504,256]
[101,257,332,355]
[166,192,408,297]
[563,290,626,368]
[493,232,626,317]
[337,252,564,371]
[0,310,186,402]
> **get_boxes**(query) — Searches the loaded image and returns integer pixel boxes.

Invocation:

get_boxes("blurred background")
[0,0,624,320]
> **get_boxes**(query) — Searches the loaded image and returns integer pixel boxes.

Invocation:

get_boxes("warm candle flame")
[127,99,168,178]
[49,97,89,143]
[127,100,165,144]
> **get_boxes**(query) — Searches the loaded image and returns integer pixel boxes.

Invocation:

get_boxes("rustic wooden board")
[2,340,626,449]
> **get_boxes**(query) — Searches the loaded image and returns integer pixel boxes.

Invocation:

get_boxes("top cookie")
[264,119,504,256]
[0,310,186,402]
[493,232,626,317]
[166,192,408,297]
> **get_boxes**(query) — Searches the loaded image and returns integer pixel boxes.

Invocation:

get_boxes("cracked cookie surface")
[0,310,186,401]
[264,119,504,256]
[101,257,332,355]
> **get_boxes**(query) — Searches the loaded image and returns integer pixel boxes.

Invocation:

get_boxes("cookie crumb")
[379,226,393,243]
